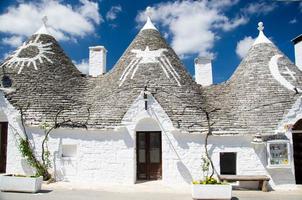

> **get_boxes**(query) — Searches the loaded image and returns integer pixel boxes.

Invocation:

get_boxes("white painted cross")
[282,66,296,81]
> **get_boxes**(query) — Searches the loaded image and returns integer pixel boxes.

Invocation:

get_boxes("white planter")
[192,184,232,200]
[0,174,43,193]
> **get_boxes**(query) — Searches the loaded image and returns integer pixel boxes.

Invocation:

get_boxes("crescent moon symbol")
[269,54,301,92]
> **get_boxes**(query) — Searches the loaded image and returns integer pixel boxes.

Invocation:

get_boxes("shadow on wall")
[50,127,134,149]
[164,131,203,183]
[172,132,204,149]
[253,143,296,187]
[267,167,296,186]
[177,161,193,184]
[21,158,35,175]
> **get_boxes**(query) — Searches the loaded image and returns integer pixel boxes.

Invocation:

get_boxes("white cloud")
[1,35,24,47]
[106,5,122,21]
[236,36,255,59]
[136,0,247,57]
[0,0,102,42]
[215,16,248,31]
[242,2,277,15]
[73,59,89,74]
[208,0,240,9]
[289,18,297,24]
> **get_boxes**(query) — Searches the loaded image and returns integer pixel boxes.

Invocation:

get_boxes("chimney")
[89,46,107,77]
[292,34,302,70]
[194,56,213,86]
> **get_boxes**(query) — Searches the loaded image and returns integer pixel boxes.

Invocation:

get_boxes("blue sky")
[0,0,301,84]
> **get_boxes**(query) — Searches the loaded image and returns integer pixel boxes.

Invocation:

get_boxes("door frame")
[292,132,302,184]
[0,122,8,173]
[136,131,162,181]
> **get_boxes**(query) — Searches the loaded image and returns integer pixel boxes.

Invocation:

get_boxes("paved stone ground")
[0,182,301,200]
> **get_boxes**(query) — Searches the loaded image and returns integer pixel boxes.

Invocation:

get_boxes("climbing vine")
[18,137,50,180]
[12,105,52,180]
[12,105,90,181]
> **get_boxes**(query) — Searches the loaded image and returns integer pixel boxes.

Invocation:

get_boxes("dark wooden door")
[137,132,162,180]
[293,132,302,184]
[0,122,8,173]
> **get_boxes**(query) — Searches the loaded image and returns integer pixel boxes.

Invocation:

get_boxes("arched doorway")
[292,119,302,184]
[135,118,162,181]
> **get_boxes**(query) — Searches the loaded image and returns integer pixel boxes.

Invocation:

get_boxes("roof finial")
[34,15,51,36]
[253,21,272,46]
[141,6,158,31]
[257,22,264,32]
[42,16,48,27]
[146,6,152,19]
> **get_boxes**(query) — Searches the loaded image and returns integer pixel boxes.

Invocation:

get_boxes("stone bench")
[219,175,270,192]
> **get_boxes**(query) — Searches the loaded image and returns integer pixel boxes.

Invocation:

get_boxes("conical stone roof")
[0,29,87,125]
[82,19,209,131]
[205,22,302,135]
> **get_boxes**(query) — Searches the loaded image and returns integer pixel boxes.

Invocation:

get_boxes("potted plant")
[0,174,43,193]
[192,109,232,200]
[192,156,232,200]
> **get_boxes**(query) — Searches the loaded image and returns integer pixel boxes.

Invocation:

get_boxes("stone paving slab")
[0,182,301,200]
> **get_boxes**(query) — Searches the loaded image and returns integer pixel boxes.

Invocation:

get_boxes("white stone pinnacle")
[34,16,52,36]
[253,21,272,46]
[141,7,158,31]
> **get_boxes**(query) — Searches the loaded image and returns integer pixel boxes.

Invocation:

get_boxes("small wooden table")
[219,175,270,192]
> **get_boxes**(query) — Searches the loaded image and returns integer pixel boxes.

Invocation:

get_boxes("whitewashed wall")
[1,92,297,189]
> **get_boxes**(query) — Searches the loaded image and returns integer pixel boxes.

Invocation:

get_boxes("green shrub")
[192,177,225,185]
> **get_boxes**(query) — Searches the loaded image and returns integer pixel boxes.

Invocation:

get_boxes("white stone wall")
[294,41,302,70]
[6,126,135,185]
[1,92,297,189]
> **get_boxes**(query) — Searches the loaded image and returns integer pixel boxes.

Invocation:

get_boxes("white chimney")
[89,46,107,77]
[194,56,213,86]
[292,34,302,70]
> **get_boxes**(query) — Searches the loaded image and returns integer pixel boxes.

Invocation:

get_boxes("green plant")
[14,106,90,181]
[192,108,222,185]
[192,155,223,185]
[201,155,210,178]
[18,138,51,180]
[192,177,225,185]
[39,121,53,169]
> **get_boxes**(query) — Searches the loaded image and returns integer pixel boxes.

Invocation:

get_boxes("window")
[267,140,290,168]
[220,152,236,175]
[61,144,77,158]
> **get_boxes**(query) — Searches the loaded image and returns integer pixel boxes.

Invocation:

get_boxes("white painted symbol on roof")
[0,34,54,74]
[282,66,296,81]
[119,46,181,87]
[269,54,301,92]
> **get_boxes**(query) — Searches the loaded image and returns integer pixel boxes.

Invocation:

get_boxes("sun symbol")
[1,34,54,74]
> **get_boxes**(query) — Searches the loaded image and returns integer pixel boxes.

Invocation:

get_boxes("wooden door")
[137,132,162,180]
[293,132,302,184]
[0,122,8,173]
